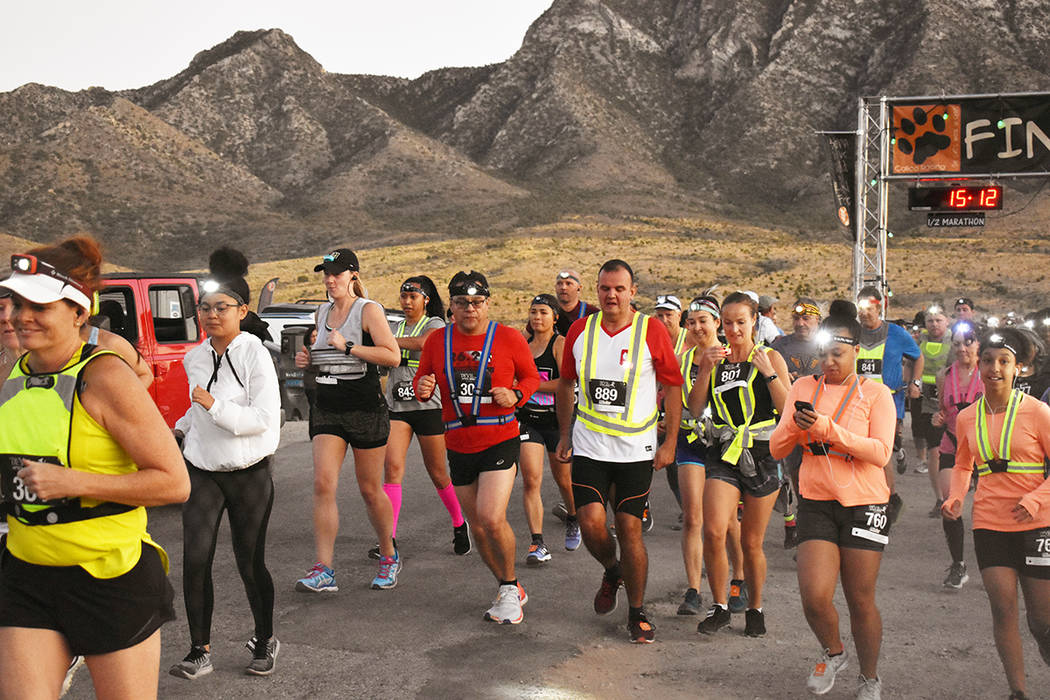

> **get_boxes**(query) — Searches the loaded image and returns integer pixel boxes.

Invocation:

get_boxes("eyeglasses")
[10,254,91,297]
[197,302,241,315]
[452,297,487,309]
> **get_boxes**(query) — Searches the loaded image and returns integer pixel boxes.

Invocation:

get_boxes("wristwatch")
[764,373,778,383]
[344,341,355,356]
[513,388,524,404]
[911,379,921,387]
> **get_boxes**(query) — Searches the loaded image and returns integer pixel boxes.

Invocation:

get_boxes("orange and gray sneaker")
[628,610,655,644]
[806,647,848,695]
[594,568,623,615]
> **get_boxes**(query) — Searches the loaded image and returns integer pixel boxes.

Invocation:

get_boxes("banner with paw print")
[891,94,1050,176]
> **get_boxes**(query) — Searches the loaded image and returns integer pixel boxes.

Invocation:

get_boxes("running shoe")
[744,608,766,637]
[552,502,568,521]
[169,645,213,680]
[526,542,552,566]
[517,581,529,606]
[641,503,654,532]
[927,499,944,518]
[943,561,969,590]
[677,588,702,615]
[453,523,471,555]
[368,537,398,560]
[484,583,523,624]
[59,655,84,697]
[370,553,402,590]
[914,463,928,474]
[245,636,280,676]
[594,570,623,615]
[895,448,907,474]
[728,579,749,614]
[697,604,731,634]
[856,674,882,700]
[784,524,799,549]
[806,647,848,695]
[1008,692,1031,700]
[296,562,337,592]
[628,610,655,644]
[887,493,904,526]
[565,518,582,551]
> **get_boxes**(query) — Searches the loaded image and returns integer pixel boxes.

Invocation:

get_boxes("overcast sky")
[0,1,555,92]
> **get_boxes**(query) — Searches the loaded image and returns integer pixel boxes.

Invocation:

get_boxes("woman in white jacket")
[169,252,282,681]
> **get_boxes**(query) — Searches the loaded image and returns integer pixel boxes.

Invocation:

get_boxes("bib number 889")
[594,386,620,403]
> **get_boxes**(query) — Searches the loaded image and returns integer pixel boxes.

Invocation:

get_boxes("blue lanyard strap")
[577,302,587,319]
[444,321,498,423]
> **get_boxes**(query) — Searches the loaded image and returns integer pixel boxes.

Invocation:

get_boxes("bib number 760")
[866,510,888,531]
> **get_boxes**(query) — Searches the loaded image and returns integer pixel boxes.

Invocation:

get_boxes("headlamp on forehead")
[927,304,943,315]
[1025,319,1035,329]
[955,297,974,308]
[986,333,1019,357]
[557,271,580,284]
[793,302,820,317]
[400,282,427,297]
[202,279,220,294]
[857,297,878,310]
[815,330,833,347]
[1043,317,1050,327]
[8,254,93,302]
[817,329,858,348]
[687,298,720,319]
[955,322,972,335]
[987,316,1000,328]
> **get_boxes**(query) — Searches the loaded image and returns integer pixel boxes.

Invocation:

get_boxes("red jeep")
[98,273,205,427]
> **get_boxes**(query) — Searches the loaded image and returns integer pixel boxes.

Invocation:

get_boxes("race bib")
[857,358,883,377]
[713,362,749,394]
[0,454,66,506]
[850,503,890,545]
[588,379,627,412]
[456,368,493,405]
[1025,528,1050,567]
[394,381,416,402]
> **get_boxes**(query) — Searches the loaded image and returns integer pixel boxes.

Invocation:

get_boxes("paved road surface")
[66,422,1047,699]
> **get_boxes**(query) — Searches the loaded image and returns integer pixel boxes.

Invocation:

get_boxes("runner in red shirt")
[555,260,683,644]
[415,271,540,625]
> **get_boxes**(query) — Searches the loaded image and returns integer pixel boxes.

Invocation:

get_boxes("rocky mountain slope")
[2,0,1050,268]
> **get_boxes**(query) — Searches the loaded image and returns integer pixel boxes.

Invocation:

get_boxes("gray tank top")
[311,298,378,381]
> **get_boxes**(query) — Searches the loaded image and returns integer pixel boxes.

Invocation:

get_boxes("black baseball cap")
[313,248,359,274]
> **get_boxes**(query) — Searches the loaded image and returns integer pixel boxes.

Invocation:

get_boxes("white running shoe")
[806,647,848,695]
[484,584,524,625]
[856,674,881,700]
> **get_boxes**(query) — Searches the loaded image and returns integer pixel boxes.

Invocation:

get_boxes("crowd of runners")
[0,237,1048,700]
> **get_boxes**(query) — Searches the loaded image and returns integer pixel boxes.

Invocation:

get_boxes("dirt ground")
[65,420,1047,699]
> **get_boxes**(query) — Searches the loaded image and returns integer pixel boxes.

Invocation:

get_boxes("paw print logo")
[891,103,961,174]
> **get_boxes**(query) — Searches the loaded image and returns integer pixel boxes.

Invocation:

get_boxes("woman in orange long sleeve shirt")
[942,328,1050,700]
[770,302,896,699]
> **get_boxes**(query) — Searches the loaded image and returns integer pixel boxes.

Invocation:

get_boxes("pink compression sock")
[437,483,465,527]
[383,483,402,538]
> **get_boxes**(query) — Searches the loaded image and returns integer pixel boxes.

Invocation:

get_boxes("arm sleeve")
[808,382,895,466]
[508,328,541,403]
[769,380,806,459]
[646,317,684,386]
[207,344,280,437]
[1019,400,1050,517]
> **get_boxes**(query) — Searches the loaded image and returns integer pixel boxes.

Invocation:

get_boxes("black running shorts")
[938,451,957,471]
[704,443,781,498]
[389,408,445,437]
[0,541,175,655]
[973,527,1050,580]
[517,411,559,453]
[310,404,390,449]
[910,408,945,450]
[571,455,653,518]
[447,437,520,486]
[797,497,891,552]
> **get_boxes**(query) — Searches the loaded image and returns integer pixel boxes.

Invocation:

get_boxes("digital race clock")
[908,186,1003,211]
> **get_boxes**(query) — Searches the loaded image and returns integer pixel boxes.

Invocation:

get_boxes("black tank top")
[525,334,559,410]
[710,352,776,429]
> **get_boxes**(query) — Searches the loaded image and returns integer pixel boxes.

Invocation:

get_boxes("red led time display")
[908,186,1004,211]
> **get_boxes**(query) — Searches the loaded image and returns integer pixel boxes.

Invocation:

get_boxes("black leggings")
[182,457,275,646]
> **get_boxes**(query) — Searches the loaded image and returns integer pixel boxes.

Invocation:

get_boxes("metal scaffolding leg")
[853,97,890,310]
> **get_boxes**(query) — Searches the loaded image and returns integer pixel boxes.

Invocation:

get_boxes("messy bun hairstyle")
[820,300,862,343]
[208,246,251,305]
[27,234,104,295]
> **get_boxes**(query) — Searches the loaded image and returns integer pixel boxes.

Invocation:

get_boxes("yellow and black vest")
[708,346,778,464]
[973,390,1045,477]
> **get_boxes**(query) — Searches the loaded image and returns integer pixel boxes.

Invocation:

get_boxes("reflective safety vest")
[708,346,777,465]
[576,312,659,437]
[920,336,950,385]
[801,375,865,461]
[678,346,705,441]
[973,390,1045,477]
[396,316,432,370]
[0,345,137,526]
[856,341,886,385]
[673,327,687,356]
